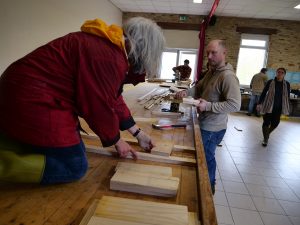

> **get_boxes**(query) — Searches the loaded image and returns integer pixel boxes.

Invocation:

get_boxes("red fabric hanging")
[195,0,220,81]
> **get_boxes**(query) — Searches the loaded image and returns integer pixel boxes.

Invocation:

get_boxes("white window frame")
[236,34,269,87]
[159,48,198,81]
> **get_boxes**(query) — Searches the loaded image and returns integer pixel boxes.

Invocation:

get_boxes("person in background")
[175,40,241,194]
[247,68,268,116]
[256,67,290,146]
[0,17,165,184]
[172,59,192,81]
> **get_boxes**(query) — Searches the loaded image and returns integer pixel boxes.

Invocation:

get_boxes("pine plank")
[189,212,201,225]
[110,169,179,197]
[85,144,196,166]
[116,162,172,176]
[151,111,183,117]
[88,216,149,225]
[137,88,159,101]
[94,196,188,225]
[173,145,195,152]
[80,199,100,225]
[151,143,173,156]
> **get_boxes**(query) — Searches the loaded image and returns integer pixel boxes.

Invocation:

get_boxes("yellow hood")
[81,18,125,50]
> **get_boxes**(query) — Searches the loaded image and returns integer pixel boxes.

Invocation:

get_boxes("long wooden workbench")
[0,82,217,225]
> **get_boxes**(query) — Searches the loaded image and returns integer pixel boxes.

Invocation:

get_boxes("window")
[159,49,197,81]
[236,34,269,86]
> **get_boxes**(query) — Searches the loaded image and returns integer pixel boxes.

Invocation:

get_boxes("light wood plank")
[81,133,195,153]
[151,111,183,117]
[183,98,200,106]
[85,145,196,166]
[116,162,172,176]
[151,143,173,156]
[88,216,149,225]
[188,212,201,225]
[137,88,158,101]
[95,196,188,225]
[110,170,179,197]
[173,145,195,152]
[79,200,99,225]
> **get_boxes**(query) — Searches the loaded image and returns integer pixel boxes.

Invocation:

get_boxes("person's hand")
[256,104,262,112]
[136,130,155,152]
[175,90,188,99]
[197,98,208,112]
[114,139,138,159]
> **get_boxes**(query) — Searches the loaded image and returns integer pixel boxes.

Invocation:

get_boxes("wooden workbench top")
[0,82,216,225]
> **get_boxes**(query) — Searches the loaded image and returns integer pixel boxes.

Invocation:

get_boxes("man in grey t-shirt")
[247,68,268,116]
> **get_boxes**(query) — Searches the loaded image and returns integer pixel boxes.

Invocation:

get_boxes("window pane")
[241,39,266,47]
[236,48,266,85]
[159,52,177,79]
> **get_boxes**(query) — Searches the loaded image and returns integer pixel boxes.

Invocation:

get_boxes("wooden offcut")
[137,88,158,102]
[88,216,148,225]
[173,145,195,152]
[94,196,189,225]
[151,110,183,117]
[111,162,179,197]
[85,145,196,166]
[183,98,200,106]
[151,143,173,156]
[81,133,196,154]
[110,170,179,197]
[115,162,172,176]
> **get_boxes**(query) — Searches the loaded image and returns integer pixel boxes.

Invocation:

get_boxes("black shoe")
[211,185,215,195]
[262,140,268,146]
[246,113,251,116]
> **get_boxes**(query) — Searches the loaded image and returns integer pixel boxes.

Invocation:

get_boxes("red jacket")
[0,32,135,147]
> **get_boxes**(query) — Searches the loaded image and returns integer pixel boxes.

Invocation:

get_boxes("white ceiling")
[109,0,300,21]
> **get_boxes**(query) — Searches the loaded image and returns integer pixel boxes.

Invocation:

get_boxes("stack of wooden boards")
[110,162,179,197]
[84,196,200,225]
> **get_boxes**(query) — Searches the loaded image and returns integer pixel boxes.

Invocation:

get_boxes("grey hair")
[123,17,165,77]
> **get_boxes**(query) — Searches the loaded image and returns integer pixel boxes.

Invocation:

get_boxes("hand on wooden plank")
[115,139,138,159]
[136,130,155,152]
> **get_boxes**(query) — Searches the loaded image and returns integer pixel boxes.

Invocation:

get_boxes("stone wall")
[123,12,300,72]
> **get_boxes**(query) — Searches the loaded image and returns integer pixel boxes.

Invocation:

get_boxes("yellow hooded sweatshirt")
[80,18,125,50]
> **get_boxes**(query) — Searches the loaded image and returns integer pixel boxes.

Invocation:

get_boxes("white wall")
[0,0,122,74]
[163,30,200,49]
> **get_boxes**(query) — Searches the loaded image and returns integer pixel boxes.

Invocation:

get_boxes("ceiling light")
[295,4,300,9]
[193,0,202,3]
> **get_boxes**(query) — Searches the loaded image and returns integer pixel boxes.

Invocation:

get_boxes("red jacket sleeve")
[74,34,132,147]
[115,94,135,131]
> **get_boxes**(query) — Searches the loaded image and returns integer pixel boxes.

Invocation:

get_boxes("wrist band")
[133,128,141,137]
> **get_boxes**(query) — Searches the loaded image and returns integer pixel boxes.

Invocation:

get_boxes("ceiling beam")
[157,22,200,31]
[236,26,277,35]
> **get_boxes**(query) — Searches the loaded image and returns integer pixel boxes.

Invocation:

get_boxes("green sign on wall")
[179,15,188,21]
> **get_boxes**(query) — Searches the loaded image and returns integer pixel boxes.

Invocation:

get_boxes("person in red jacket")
[172,59,192,81]
[0,17,165,184]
